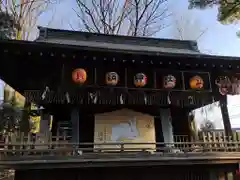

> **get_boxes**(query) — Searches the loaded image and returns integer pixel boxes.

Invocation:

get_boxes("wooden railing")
[1,141,240,162]
[0,170,14,180]
[1,131,240,158]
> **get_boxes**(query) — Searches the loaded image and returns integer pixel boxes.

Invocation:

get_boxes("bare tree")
[0,0,59,40]
[74,0,171,36]
[168,10,222,56]
[170,10,208,41]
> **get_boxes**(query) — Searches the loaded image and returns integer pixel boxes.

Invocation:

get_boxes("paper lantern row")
[163,75,204,89]
[71,68,204,89]
[215,75,240,95]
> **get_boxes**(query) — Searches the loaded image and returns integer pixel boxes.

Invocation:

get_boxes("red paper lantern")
[72,68,87,84]
[189,75,204,89]
[134,73,147,87]
[163,75,176,89]
[105,72,119,85]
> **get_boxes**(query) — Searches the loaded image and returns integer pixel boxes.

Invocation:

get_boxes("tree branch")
[1,0,58,40]
[74,0,169,37]
[76,0,101,33]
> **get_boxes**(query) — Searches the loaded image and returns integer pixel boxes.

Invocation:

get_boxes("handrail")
[0,141,240,154]
[1,131,240,160]
[0,141,240,146]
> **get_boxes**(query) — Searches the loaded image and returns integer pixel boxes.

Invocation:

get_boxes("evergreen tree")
[189,0,240,24]
[0,12,19,40]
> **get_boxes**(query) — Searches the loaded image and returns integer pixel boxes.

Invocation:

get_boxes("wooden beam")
[219,95,232,136]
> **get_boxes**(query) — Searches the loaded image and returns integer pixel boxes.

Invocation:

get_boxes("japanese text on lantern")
[72,68,87,84]
[134,73,147,87]
[105,72,119,85]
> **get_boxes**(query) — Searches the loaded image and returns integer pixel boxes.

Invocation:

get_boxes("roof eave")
[1,39,240,62]
[36,38,201,56]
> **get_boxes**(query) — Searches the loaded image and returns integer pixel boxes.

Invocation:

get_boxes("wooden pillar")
[218,172,226,180]
[209,171,218,180]
[219,95,232,136]
[154,116,164,151]
[226,172,234,180]
[40,112,51,134]
[215,171,234,180]
[159,108,174,146]
[71,108,79,143]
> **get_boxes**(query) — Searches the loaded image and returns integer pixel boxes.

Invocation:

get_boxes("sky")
[194,95,240,130]
[36,0,240,56]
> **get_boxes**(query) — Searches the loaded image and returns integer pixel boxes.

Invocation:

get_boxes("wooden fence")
[1,131,240,153]
[0,170,14,180]
[0,132,239,180]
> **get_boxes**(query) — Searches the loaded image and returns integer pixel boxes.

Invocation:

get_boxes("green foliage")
[236,30,240,37]
[189,0,240,24]
[0,86,27,134]
[0,12,19,40]
[189,0,217,9]
[0,103,22,134]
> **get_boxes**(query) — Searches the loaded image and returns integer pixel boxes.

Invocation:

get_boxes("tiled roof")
[36,26,201,55]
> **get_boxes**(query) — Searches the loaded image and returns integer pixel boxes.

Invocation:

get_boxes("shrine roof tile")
[36,26,201,56]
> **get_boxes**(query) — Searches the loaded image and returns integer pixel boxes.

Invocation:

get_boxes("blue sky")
[37,0,240,57]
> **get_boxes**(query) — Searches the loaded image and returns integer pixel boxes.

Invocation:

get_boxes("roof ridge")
[37,26,196,43]
[37,26,199,52]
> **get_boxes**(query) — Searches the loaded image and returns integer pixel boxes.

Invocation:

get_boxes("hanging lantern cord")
[167,92,171,105]
[60,64,70,104]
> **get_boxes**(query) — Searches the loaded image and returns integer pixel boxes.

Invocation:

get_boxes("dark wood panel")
[14,164,237,180]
